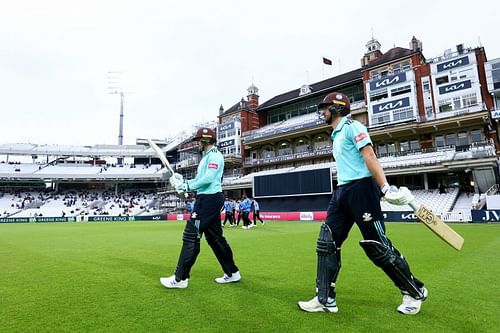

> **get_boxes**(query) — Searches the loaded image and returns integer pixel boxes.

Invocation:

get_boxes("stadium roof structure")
[363,46,422,69]
[257,68,362,111]
[0,143,164,158]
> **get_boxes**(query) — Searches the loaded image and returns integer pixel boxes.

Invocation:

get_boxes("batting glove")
[384,186,414,206]
[169,173,184,188]
[176,182,189,195]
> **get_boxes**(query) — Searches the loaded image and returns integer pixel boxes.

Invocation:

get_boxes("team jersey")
[187,146,224,194]
[223,200,233,212]
[239,198,252,212]
[331,117,372,186]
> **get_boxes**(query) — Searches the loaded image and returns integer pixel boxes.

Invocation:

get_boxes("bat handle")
[408,200,419,212]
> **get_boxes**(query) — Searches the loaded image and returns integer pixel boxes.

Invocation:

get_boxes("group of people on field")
[159,92,428,316]
[221,196,264,229]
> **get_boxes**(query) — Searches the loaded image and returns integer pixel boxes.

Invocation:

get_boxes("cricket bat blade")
[409,201,464,251]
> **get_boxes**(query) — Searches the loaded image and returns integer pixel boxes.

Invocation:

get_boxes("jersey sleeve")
[349,121,372,150]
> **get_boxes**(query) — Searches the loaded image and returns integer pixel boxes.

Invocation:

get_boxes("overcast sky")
[1,0,498,146]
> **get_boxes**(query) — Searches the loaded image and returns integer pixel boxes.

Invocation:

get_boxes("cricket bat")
[147,139,188,197]
[147,139,175,175]
[408,201,464,251]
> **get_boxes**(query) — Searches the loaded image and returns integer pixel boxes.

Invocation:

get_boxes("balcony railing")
[244,147,331,166]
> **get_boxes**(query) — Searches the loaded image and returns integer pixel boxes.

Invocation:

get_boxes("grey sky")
[1,0,498,146]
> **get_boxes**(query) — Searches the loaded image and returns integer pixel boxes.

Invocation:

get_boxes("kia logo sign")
[438,80,472,95]
[218,122,234,131]
[219,139,235,148]
[373,97,410,114]
[369,73,407,90]
[437,56,469,72]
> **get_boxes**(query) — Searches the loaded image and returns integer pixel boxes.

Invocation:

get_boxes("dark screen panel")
[254,168,332,197]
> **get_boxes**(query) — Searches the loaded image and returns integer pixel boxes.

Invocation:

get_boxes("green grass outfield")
[1,221,499,333]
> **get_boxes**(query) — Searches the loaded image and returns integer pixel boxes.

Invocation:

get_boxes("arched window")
[261,145,275,159]
[294,137,309,153]
[313,134,330,150]
[277,141,292,156]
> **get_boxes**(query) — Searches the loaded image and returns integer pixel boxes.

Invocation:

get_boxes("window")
[378,144,387,156]
[446,133,457,146]
[402,61,411,71]
[277,142,291,156]
[453,96,461,110]
[400,141,409,152]
[458,132,468,146]
[371,112,390,125]
[370,88,388,101]
[393,107,414,121]
[261,146,275,159]
[295,138,309,153]
[391,85,411,97]
[422,81,430,93]
[436,76,449,85]
[471,129,482,143]
[313,135,330,150]
[435,135,445,147]
[492,63,500,83]
[438,99,453,113]
[462,93,478,107]
[387,143,396,154]
[410,139,420,150]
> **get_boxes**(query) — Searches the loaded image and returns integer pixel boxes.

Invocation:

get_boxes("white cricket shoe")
[215,271,241,284]
[160,275,188,289]
[397,287,428,315]
[298,296,338,313]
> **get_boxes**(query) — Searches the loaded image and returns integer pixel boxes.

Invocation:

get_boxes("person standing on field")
[251,197,264,226]
[160,127,241,288]
[298,92,427,315]
[222,197,235,227]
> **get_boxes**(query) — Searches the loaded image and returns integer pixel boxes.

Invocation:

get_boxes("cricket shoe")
[298,296,338,313]
[397,287,428,315]
[215,271,241,284]
[160,275,188,289]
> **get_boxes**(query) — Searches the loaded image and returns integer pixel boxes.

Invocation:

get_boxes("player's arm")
[360,144,387,188]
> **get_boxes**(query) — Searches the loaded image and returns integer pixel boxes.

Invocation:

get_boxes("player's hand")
[176,182,189,195]
[382,184,414,205]
[169,173,184,188]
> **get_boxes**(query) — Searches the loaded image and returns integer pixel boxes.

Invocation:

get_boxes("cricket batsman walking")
[160,127,241,288]
[298,92,427,315]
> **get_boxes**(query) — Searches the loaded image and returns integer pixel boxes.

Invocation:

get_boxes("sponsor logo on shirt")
[208,163,219,169]
[354,133,367,143]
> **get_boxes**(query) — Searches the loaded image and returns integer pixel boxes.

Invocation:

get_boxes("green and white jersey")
[187,146,224,194]
[331,117,372,186]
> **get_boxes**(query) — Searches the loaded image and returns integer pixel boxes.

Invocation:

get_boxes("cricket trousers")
[175,192,239,280]
[325,177,424,289]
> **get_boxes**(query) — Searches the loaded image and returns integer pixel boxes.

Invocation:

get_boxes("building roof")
[258,68,362,110]
[219,99,248,117]
[365,47,421,69]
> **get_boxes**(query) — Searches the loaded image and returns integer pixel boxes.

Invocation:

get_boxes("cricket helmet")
[193,127,217,144]
[317,92,350,116]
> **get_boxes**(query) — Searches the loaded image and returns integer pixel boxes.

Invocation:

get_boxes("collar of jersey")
[202,146,218,156]
[332,117,348,134]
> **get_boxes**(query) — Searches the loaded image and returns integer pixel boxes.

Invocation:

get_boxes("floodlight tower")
[107,71,127,164]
